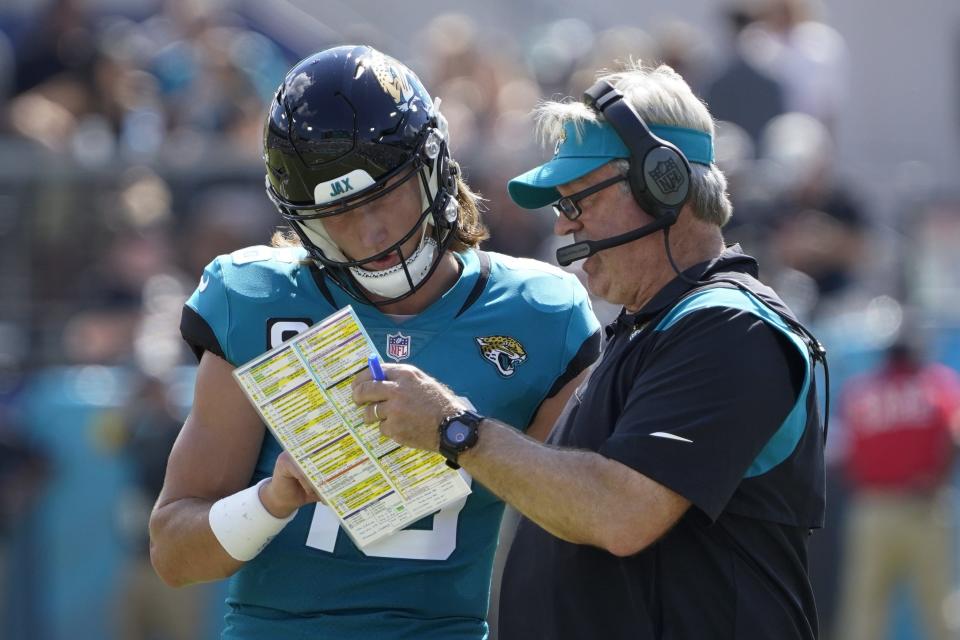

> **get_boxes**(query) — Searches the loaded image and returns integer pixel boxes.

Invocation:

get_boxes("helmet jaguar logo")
[476,336,527,377]
[365,53,414,110]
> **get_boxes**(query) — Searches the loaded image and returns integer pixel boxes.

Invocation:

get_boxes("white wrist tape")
[208,478,298,562]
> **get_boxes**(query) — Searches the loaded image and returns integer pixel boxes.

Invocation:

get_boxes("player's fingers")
[277,454,323,503]
[296,473,323,502]
[273,450,296,476]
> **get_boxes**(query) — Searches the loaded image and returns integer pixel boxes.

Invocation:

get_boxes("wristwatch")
[438,410,484,469]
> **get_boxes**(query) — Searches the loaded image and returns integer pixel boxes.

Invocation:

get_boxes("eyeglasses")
[552,175,627,221]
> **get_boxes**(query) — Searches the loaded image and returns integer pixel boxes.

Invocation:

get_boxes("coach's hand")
[352,364,469,452]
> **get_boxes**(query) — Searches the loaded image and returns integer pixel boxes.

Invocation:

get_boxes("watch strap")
[438,410,483,469]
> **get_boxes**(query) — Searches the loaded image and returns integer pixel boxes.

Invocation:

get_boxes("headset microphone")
[555,211,678,266]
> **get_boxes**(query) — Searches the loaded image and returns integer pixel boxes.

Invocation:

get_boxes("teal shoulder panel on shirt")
[655,287,812,478]
[484,252,600,378]
[184,245,323,365]
[488,253,585,310]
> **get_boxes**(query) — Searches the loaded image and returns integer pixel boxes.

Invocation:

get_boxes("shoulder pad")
[230,245,305,265]
[494,253,569,279]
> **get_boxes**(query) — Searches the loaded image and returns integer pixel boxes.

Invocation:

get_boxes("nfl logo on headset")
[386,332,411,361]
[649,158,685,194]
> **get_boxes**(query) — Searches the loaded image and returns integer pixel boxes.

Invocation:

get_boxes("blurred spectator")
[704,4,785,147]
[739,0,848,130]
[180,185,276,278]
[0,31,14,103]
[56,164,203,377]
[420,13,500,127]
[760,112,868,316]
[11,0,95,95]
[0,412,50,634]
[96,371,206,640]
[565,26,656,100]
[834,327,960,640]
[712,119,770,243]
[7,0,285,163]
[417,13,554,262]
[521,18,598,96]
[653,20,711,94]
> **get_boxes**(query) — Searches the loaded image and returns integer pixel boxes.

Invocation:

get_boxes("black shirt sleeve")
[598,306,805,521]
[179,304,225,362]
[545,329,601,398]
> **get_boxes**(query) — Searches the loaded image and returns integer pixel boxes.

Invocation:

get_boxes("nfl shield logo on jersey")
[386,332,411,361]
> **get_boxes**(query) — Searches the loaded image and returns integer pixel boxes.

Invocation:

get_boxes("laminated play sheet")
[233,306,471,548]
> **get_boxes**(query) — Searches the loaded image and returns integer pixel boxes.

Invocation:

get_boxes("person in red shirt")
[835,334,960,640]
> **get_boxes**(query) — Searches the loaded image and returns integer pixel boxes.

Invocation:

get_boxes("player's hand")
[259,451,323,518]
[352,363,469,452]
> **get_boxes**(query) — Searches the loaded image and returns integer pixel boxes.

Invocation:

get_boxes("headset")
[558,79,831,444]
[556,79,692,267]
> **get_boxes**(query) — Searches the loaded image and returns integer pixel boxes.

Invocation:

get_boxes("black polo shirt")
[498,247,825,640]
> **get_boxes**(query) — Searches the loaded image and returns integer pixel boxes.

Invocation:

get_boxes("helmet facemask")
[268,126,460,306]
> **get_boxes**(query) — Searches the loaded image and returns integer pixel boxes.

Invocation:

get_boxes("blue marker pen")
[368,354,386,381]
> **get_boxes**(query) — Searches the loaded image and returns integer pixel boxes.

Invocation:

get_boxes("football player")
[149,45,600,639]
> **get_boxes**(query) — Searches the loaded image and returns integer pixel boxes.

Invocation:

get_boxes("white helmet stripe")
[313,169,376,206]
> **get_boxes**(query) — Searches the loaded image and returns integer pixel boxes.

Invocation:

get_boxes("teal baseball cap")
[508,119,714,210]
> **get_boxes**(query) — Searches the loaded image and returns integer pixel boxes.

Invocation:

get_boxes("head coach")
[352,61,827,640]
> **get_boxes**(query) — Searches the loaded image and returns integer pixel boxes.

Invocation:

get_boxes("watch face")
[446,420,473,444]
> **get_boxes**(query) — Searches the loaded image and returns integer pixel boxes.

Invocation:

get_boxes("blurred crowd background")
[1,0,959,638]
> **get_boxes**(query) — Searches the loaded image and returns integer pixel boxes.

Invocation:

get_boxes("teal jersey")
[181,245,601,639]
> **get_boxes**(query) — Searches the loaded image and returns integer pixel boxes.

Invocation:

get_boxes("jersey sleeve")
[545,278,602,398]
[180,257,231,363]
[598,306,805,521]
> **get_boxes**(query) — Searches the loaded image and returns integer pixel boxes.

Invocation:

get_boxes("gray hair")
[534,61,732,227]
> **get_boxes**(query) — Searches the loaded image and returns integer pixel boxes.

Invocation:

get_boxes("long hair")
[271,168,488,253]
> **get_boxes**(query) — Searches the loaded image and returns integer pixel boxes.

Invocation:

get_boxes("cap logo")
[553,131,567,157]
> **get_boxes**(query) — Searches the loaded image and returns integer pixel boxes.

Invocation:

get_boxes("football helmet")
[264,45,460,304]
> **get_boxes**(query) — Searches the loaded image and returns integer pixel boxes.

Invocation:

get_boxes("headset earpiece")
[583,80,692,219]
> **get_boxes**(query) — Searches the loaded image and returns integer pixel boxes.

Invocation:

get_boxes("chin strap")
[348,234,438,299]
